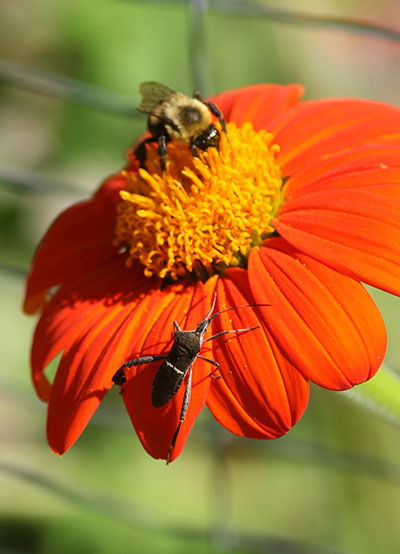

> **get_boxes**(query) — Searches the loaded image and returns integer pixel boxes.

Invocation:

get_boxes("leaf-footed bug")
[112,293,269,463]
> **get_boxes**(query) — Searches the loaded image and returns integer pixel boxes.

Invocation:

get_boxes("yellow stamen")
[114,122,282,280]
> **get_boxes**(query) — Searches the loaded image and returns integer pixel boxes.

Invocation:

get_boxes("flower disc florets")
[114,122,283,280]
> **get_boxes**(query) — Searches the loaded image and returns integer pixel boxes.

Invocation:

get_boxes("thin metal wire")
[0,458,360,554]
[0,6,397,118]
[264,435,400,487]
[126,0,400,43]
[187,0,213,95]
[0,262,28,280]
[0,162,84,196]
[0,58,141,117]
[211,0,400,42]
[2,374,398,489]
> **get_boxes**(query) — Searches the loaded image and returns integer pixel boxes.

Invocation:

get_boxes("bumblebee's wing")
[138,81,176,114]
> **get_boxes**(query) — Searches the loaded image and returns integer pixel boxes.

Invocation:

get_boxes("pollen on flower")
[114,122,283,280]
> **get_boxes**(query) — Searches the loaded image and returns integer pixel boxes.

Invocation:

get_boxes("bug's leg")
[198,355,219,367]
[198,355,221,379]
[158,135,168,171]
[173,321,182,332]
[135,136,159,168]
[204,325,260,343]
[166,367,193,464]
[112,355,167,392]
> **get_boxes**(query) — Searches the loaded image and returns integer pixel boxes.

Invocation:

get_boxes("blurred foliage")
[1,1,400,553]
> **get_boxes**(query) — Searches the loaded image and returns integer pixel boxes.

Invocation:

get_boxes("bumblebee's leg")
[158,135,168,171]
[189,141,200,158]
[166,366,193,464]
[204,325,260,343]
[205,102,227,134]
[135,136,159,168]
[112,355,167,391]
[193,90,227,134]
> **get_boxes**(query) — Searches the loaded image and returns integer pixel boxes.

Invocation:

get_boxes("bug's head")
[194,314,213,340]
[193,293,218,338]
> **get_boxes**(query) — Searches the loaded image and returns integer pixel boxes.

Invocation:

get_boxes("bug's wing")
[138,81,176,114]
[151,359,187,408]
[151,339,198,408]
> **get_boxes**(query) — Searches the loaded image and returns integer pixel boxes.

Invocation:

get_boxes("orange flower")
[24,84,400,463]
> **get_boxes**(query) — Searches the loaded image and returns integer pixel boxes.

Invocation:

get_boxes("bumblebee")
[135,81,227,171]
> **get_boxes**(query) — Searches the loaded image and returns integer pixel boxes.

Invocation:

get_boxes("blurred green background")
[1,1,400,553]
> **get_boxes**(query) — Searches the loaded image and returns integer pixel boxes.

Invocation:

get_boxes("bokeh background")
[1,1,400,553]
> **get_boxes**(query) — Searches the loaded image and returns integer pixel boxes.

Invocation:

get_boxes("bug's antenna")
[209,303,270,323]
[205,291,218,320]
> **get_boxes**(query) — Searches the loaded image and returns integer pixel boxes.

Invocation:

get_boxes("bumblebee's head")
[193,124,220,151]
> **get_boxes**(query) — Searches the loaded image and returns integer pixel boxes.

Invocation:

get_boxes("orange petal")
[248,239,387,390]
[93,171,128,200]
[272,98,400,176]
[31,258,150,401]
[283,147,400,197]
[121,279,216,462]
[24,196,120,314]
[210,83,304,130]
[43,261,159,454]
[275,187,400,295]
[206,270,309,439]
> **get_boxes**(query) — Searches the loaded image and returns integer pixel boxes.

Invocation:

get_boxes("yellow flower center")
[114,122,283,280]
